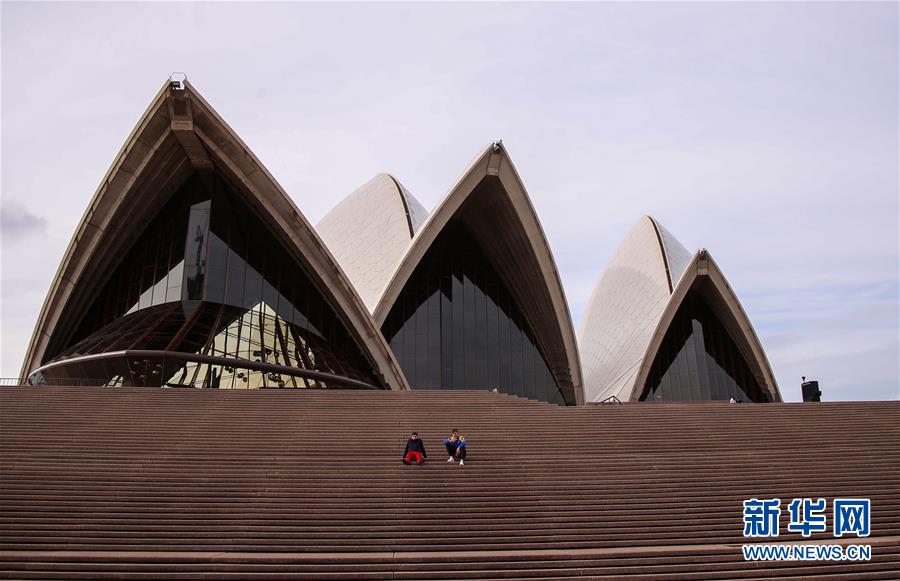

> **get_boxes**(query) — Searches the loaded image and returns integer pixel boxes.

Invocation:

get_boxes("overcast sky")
[2,2,897,402]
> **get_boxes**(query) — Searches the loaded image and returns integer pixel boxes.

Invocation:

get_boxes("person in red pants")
[402,432,427,465]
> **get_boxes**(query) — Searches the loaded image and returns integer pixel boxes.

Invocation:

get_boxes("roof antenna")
[492,139,503,152]
[169,72,187,91]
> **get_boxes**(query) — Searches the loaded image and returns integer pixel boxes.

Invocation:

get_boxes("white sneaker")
[447,456,455,463]
[459,459,464,467]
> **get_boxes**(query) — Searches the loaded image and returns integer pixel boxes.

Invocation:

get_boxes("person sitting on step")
[402,432,427,465]
[443,429,467,466]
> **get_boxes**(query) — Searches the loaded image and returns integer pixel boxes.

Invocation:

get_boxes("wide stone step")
[1,387,897,578]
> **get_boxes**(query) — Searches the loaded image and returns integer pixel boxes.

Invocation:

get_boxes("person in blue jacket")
[443,429,467,467]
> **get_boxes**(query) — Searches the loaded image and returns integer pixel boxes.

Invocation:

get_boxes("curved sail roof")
[317,174,427,311]
[633,248,781,403]
[373,142,584,404]
[20,80,409,390]
[578,216,692,402]
[578,217,780,402]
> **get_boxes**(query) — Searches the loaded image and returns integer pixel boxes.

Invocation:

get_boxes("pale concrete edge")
[372,143,584,404]
[21,79,410,391]
[167,81,410,390]
[19,83,172,379]
[496,147,584,404]
[371,144,493,325]
[629,250,781,402]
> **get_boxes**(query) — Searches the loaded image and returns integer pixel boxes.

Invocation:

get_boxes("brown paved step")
[1,538,898,579]
[1,387,897,578]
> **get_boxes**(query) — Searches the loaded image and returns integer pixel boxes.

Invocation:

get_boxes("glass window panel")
[640,292,769,402]
[225,248,246,307]
[183,200,211,301]
[243,265,263,309]
[440,275,453,387]
[485,281,499,389]
[49,172,381,389]
[381,221,563,403]
[463,270,476,386]
[474,274,486,386]
[451,260,465,387]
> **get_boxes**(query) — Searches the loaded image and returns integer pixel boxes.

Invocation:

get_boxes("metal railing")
[0,377,372,390]
[597,395,624,405]
[0,378,111,387]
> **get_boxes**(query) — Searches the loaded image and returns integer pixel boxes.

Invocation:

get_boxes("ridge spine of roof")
[648,216,675,294]
[386,174,416,238]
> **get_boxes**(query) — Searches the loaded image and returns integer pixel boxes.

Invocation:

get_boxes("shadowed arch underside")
[374,144,583,405]
[632,250,780,402]
[21,80,408,390]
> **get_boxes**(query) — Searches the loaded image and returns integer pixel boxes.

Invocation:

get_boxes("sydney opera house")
[20,80,781,405]
[7,79,899,581]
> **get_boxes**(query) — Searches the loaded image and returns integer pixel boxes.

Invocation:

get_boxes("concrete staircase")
[1,386,898,579]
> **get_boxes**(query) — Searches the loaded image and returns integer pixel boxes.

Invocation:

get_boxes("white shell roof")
[577,216,692,402]
[629,248,781,403]
[23,81,410,390]
[369,143,584,403]
[317,174,427,312]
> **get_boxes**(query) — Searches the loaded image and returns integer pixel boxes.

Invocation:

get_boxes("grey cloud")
[1,202,47,244]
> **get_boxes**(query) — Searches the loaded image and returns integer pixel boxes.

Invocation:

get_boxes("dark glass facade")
[381,221,568,404]
[640,293,769,402]
[35,173,380,389]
